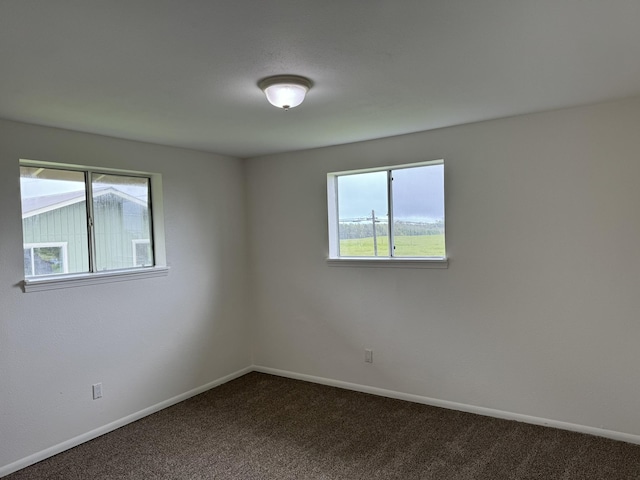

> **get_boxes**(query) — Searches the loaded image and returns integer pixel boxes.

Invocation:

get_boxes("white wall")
[4,96,640,474]
[0,120,251,472]
[245,97,640,438]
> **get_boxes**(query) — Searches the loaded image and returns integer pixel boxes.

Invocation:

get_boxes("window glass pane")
[133,240,152,267]
[337,171,389,257]
[391,164,445,258]
[23,248,33,276]
[92,173,153,271]
[20,167,89,276]
[32,246,65,275]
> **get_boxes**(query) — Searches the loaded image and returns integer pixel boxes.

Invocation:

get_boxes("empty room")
[1,1,640,478]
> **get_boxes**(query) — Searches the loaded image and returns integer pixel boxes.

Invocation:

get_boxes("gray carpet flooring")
[6,372,640,479]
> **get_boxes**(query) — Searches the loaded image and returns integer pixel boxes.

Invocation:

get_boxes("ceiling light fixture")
[258,75,312,111]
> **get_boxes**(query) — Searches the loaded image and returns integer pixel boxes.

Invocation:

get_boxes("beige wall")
[245,97,640,438]
[0,120,251,472]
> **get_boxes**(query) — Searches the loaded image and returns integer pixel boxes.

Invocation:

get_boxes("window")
[132,239,152,267]
[327,160,446,266]
[19,160,167,290]
[24,243,69,276]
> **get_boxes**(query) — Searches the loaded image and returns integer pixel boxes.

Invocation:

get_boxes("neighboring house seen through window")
[24,243,69,276]
[20,163,156,278]
[132,239,152,267]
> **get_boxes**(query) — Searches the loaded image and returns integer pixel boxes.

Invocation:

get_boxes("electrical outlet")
[92,383,103,400]
[365,349,373,363]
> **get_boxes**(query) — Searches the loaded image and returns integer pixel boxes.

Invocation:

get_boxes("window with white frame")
[24,243,69,276]
[327,160,446,263]
[132,239,152,267]
[19,160,167,287]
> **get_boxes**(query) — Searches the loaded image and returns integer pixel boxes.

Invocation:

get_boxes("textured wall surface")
[4,96,640,475]
[0,120,251,470]
[245,97,640,439]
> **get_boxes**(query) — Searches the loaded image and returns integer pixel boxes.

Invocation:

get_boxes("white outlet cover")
[92,383,103,399]
[365,349,373,363]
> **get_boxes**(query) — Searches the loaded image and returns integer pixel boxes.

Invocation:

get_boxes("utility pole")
[371,209,378,256]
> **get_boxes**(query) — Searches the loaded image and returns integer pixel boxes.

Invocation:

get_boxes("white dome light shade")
[263,83,307,109]
[259,75,312,110]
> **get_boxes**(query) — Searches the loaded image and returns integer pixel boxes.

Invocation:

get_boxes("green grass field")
[339,234,445,257]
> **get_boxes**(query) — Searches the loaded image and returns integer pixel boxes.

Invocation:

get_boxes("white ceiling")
[1,1,640,158]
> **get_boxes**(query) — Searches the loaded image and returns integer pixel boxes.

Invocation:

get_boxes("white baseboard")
[253,365,640,446]
[5,364,640,478]
[0,366,253,478]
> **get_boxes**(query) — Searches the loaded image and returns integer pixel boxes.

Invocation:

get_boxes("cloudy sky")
[337,164,444,222]
[20,167,148,200]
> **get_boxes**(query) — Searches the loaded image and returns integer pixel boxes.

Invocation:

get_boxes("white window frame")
[327,160,448,269]
[24,242,69,276]
[132,239,152,267]
[20,159,169,292]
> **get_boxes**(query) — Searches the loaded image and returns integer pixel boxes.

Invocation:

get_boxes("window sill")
[23,266,170,293]
[327,257,448,269]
